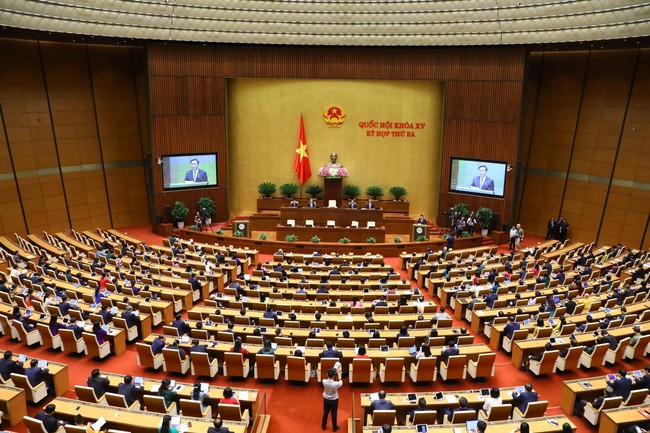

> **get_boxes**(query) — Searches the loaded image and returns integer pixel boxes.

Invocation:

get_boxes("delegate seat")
[105,391,140,410]
[349,358,375,384]
[223,352,250,379]
[190,352,218,378]
[82,332,111,359]
[366,410,396,427]
[444,409,477,424]
[624,334,650,360]
[136,342,165,371]
[584,396,623,426]
[513,400,548,419]
[406,410,437,427]
[317,358,339,382]
[531,327,552,339]
[440,355,467,380]
[529,350,560,376]
[467,352,496,379]
[409,356,437,383]
[11,373,48,403]
[74,385,107,405]
[502,329,528,353]
[623,388,648,406]
[218,403,250,423]
[59,329,87,355]
[112,317,138,342]
[478,404,512,421]
[12,320,42,347]
[579,343,608,369]
[554,346,584,372]
[179,398,212,419]
[285,355,311,382]
[162,348,191,375]
[254,354,280,381]
[23,415,65,433]
[483,317,507,339]
[604,337,630,365]
[143,395,177,415]
[0,314,18,340]
[378,358,405,383]
[36,323,62,351]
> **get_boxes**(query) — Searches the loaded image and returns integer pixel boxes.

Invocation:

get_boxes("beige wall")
[227,78,444,219]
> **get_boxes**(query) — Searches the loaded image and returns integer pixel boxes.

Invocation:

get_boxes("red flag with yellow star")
[293,115,311,185]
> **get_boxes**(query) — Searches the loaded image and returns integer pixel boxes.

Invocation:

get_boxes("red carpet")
[0,228,626,433]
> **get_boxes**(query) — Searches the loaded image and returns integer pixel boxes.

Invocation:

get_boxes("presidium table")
[277,207,386,242]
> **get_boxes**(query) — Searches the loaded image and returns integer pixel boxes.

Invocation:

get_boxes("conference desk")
[51,397,248,433]
[27,234,69,259]
[168,238,259,265]
[600,402,650,433]
[143,334,491,370]
[359,388,518,424]
[0,349,69,396]
[398,245,501,270]
[0,384,26,426]
[541,242,585,262]
[510,316,650,368]
[54,232,96,255]
[560,374,613,414]
[107,229,144,247]
[276,225,386,243]
[0,235,37,263]
[101,371,259,418]
[360,417,575,432]
[280,207,383,227]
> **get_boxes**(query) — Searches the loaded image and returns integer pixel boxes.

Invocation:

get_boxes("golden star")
[295,141,308,159]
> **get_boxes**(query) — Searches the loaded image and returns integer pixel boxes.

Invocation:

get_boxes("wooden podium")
[411,224,430,241]
[323,177,342,207]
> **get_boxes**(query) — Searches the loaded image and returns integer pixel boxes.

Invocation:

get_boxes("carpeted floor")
[0,226,627,433]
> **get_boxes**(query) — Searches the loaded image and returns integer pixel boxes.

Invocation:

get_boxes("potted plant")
[305,184,323,198]
[279,183,299,198]
[171,201,189,229]
[453,203,469,218]
[285,234,298,242]
[339,237,351,244]
[388,186,408,201]
[311,236,320,243]
[258,182,277,198]
[393,236,402,243]
[476,207,494,236]
[258,233,268,240]
[342,184,361,200]
[366,186,384,200]
[366,237,377,244]
[197,197,216,225]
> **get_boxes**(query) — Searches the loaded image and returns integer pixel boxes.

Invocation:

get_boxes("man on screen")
[469,165,494,191]
[184,158,208,183]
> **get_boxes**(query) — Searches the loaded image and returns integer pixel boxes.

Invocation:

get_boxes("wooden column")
[323,178,342,207]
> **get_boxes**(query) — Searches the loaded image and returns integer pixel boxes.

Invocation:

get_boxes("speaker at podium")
[412,224,429,241]
[233,220,250,238]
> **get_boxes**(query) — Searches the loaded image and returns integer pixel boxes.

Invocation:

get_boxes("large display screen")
[449,158,506,198]
[162,154,218,191]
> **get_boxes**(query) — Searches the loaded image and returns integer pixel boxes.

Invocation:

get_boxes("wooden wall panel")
[519,48,650,246]
[0,38,148,235]
[149,44,526,226]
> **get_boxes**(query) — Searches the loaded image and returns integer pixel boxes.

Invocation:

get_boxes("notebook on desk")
[466,420,479,433]
[134,376,144,386]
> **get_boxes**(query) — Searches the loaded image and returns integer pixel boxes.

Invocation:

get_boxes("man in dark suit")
[469,165,495,191]
[503,316,521,340]
[529,342,552,362]
[416,214,427,225]
[67,321,85,339]
[320,341,343,359]
[564,295,576,314]
[440,341,460,364]
[98,304,115,324]
[168,340,187,360]
[546,217,556,240]
[0,351,20,382]
[151,335,166,355]
[307,198,317,208]
[183,158,208,182]
[370,390,395,412]
[636,366,650,392]
[87,368,110,398]
[25,359,49,388]
[348,199,358,209]
[601,330,619,350]
[122,305,142,337]
[171,313,191,336]
[117,375,142,407]
[607,369,633,401]
[189,338,210,356]
[208,417,233,433]
[35,404,64,433]
[484,292,498,308]
[511,383,539,413]
[365,199,375,209]
[443,396,471,423]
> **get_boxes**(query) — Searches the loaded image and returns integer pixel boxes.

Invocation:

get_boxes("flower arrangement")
[318,167,349,178]
[416,235,427,242]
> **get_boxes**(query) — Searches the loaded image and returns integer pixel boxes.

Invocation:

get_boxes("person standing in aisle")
[322,363,342,431]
